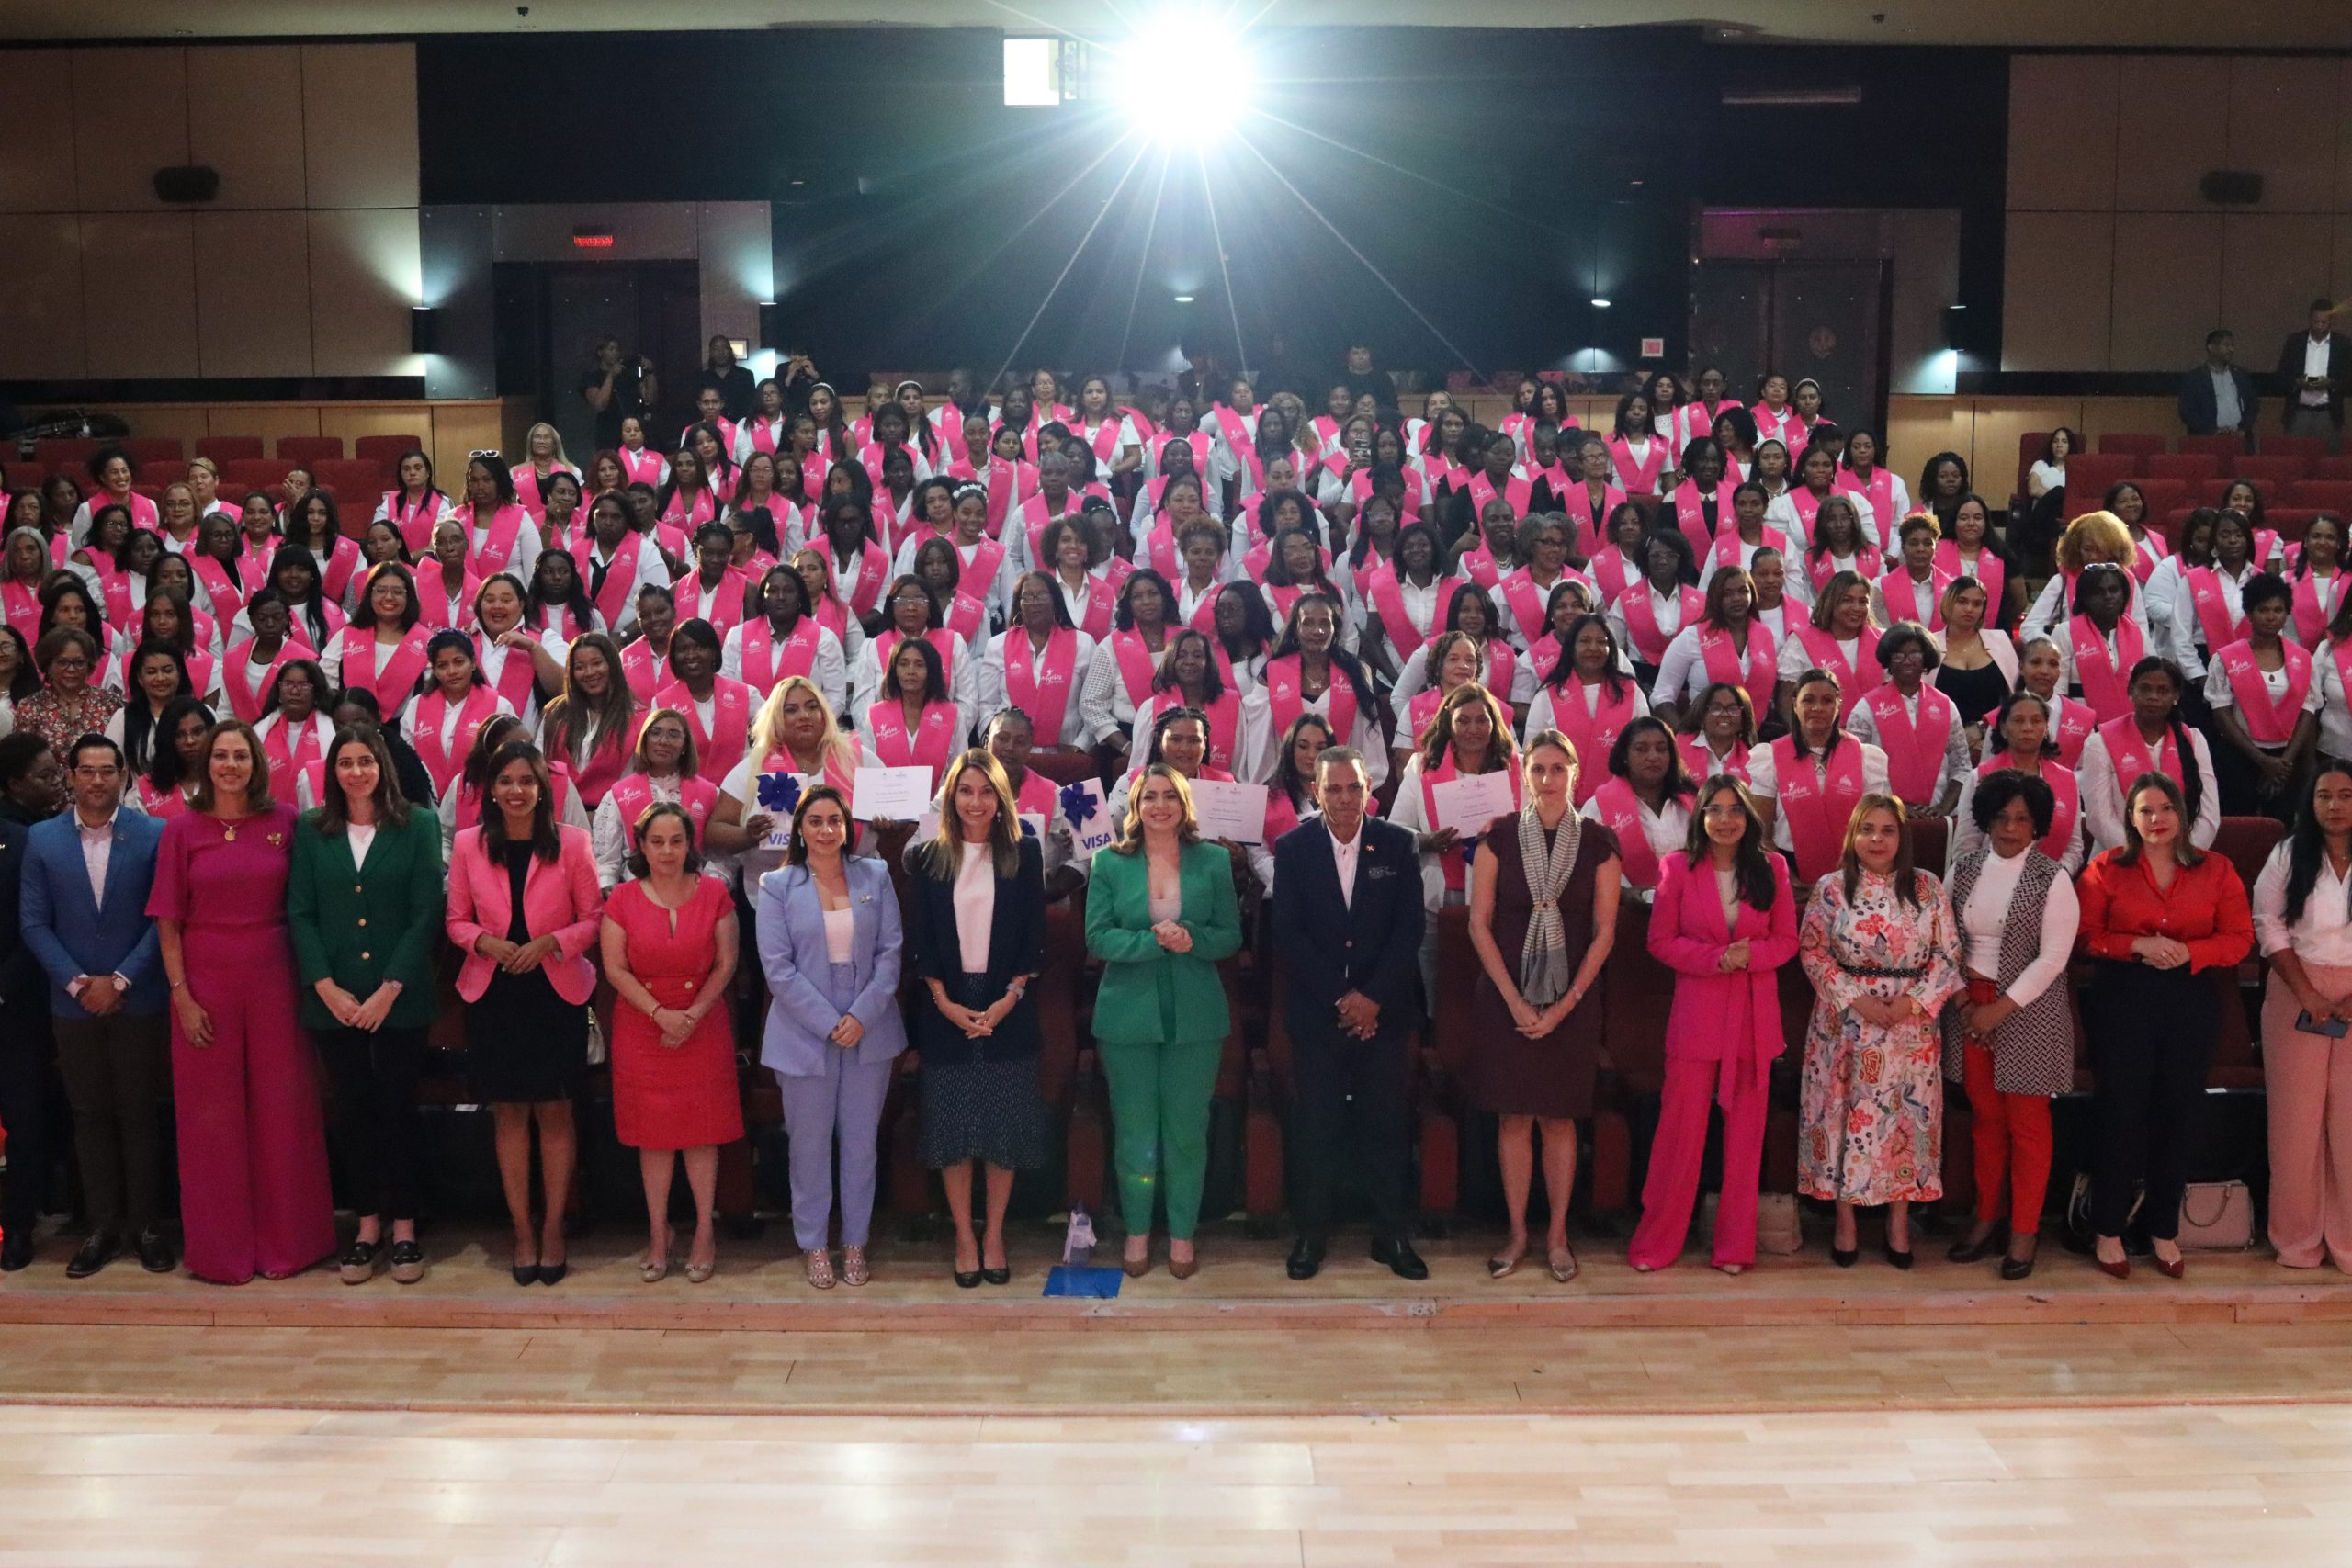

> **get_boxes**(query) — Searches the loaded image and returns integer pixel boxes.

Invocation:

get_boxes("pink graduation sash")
[1138,686,1243,773]
[133,778,193,819]
[1004,626,1080,741]
[1593,775,1666,890]
[605,772,720,843]
[1498,568,1554,644]
[557,722,631,809]
[1834,467,1896,542]
[1,581,40,644]
[656,675,753,783]
[936,589,983,647]
[873,625,960,699]
[739,614,823,695]
[1981,755,2079,863]
[746,416,787,457]
[1176,576,1221,634]
[312,535,361,604]
[2218,639,2312,747]
[1077,418,1124,465]
[1064,574,1114,639]
[1484,641,1518,702]
[514,463,573,523]
[1265,653,1356,746]
[662,486,718,531]
[222,637,311,726]
[464,505,529,579]
[1680,400,1735,445]
[1404,685,1447,748]
[620,637,661,703]
[1605,434,1667,496]
[1368,569,1465,660]
[617,446,665,487]
[1108,628,1162,709]
[1882,568,1954,632]
[1770,731,1865,882]
[1420,753,1521,892]
[2293,570,2337,647]
[677,569,749,637]
[2067,612,2143,724]
[1698,618,1777,702]
[1621,584,1704,666]
[1457,545,1500,592]
[261,713,326,802]
[1679,735,1750,784]
[190,554,247,620]
[826,542,889,619]
[337,625,429,717]
[1709,525,1791,573]
[1751,402,1796,446]
[864,699,959,787]
[1590,548,1641,608]
[1864,682,1957,805]
[1933,540,2005,614]
[1804,542,1883,594]
[2098,716,2187,804]
[2185,566,2246,657]
[1019,491,1082,570]
[571,532,648,632]
[236,537,276,585]
[472,632,540,714]
[1527,633,1566,689]
[412,682,502,797]
[1548,676,1637,807]
[1792,623,1878,718]
[1466,469,1534,518]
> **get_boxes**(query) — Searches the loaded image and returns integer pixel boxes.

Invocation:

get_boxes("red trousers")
[1962,1043,2052,1235]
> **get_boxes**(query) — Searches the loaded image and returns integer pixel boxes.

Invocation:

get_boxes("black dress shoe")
[1830,1244,1859,1268]
[1946,1232,1999,1264]
[1370,1236,1430,1281]
[953,1268,982,1290]
[66,1233,119,1279]
[2000,1251,2037,1281]
[1883,1238,1915,1271]
[1285,1236,1325,1280]
[1,1232,33,1272]
[537,1260,568,1286]
[137,1229,175,1274]
[981,1265,1011,1286]
[512,1260,538,1287]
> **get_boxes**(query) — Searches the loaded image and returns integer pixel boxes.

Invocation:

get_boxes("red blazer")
[445,823,605,1005]
[1646,852,1800,1105]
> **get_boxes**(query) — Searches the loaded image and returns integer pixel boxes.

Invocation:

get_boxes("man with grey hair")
[1272,746,1428,1281]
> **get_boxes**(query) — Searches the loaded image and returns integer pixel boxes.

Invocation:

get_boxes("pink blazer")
[445,824,605,1005]
[1646,853,1799,1107]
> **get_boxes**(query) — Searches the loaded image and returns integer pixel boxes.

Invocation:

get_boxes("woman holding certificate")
[1388,682,1521,1012]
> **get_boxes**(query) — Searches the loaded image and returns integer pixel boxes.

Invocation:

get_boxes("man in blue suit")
[1272,745,1428,1281]
[20,735,174,1277]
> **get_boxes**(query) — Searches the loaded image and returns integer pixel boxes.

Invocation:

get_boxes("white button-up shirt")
[76,807,117,910]
[1328,819,1363,908]
[2254,839,2352,967]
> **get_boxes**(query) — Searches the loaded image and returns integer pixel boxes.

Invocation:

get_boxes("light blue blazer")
[755,858,909,1077]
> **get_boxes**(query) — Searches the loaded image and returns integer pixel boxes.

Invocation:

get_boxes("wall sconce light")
[410,307,440,355]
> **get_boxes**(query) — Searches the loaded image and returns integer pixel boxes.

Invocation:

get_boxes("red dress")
[606,875,745,1151]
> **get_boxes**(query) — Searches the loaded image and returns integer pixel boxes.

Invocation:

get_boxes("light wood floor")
[6,1400,2352,1566]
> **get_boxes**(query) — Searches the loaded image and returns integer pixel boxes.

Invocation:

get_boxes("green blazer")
[1084,839,1243,1046]
[287,807,447,1031]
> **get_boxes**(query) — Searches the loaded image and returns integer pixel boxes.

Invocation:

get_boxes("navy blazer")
[1272,814,1424,1041]
[18,808,167,1017]
[2177,363,2258,435]
[900,834,1046,1064]
[755,858,909,1077]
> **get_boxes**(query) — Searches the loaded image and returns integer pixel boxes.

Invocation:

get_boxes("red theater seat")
[2097,433,2165,461]
[2144,452,2220,485]
[2131,478,2188,527]
[2291,479,2352,513]
[2233,454,2312,487]
[2209,817,2285,1089]
[120,437,186,476]
[2269,508,2322,545]
[2264,435,2329,462]
[2200,478,2277,508]
[2014,432,2050,500]
[313,457,388,502]
[354,434,427,468]
[195,435,264,464]
[33,438,101,475]
[2059,454,2141,521]
[277,435,345,465]
[2316,456,2352,481]
[220,457,296,496]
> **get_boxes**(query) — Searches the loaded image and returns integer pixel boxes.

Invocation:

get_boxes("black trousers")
[1288,1022,1413,1241]
[2085,961,2219,1241]
[317,1025,427,1223]
[0,1010,60,1235]
[2211,736,2303,827]
[51,1011,170,1238]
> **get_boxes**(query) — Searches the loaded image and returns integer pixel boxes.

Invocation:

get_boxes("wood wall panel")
[2222,214,2335,349]
[2109,213,2223,371]
[2230,57,2342,214]
[0,214,87,380]
[300,43,420,209]
[69,48,187,212]
[0,62,80,213]
[307,208,420,376]
[2002,212,2114,372]
[2113,57,2224,212]
[77,213,198,378]
[193,210,312,378]
[2007,56,2118,213]
[187,45,310,210]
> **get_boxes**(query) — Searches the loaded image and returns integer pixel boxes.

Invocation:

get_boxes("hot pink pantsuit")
[147,804,336,1284]
[1629,853,1799,1270]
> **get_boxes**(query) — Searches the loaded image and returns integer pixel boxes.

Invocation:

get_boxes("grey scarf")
[1515,804,1583,1006]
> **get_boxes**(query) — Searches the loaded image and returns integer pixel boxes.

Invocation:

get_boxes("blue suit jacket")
[755,857,909,1077]
[1272,814,1424,1042]
[19,808,167,1017]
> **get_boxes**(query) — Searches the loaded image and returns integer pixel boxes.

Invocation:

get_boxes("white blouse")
[1960,848,2078,1005]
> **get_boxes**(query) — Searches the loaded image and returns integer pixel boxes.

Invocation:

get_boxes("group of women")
[1,363,2346,1285]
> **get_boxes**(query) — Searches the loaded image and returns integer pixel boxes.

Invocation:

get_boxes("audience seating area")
[20,434,426,513]
[2019,430,2352,542]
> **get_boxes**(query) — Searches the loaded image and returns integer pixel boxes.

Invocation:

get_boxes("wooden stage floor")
[6,1222,2352,1564]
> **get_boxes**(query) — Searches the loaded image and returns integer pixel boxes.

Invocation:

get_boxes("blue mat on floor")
[1043,1265,1125,1298]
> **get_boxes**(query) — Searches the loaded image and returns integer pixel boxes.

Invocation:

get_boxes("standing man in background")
[2278,300,2350,452]
[580,336,658,453]
[2179,329,2258,442]
[697,336,757,423]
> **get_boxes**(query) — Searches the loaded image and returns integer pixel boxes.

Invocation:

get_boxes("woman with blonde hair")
[513,423,582,525]
[707,672,862,883]
[901,749,1051,1287]
[1084,762,1244,1277]
[2021,510,2145,645]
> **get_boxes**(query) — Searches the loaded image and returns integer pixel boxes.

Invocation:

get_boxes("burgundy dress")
[1467,819,1618,1120]
[606,876,745,1150]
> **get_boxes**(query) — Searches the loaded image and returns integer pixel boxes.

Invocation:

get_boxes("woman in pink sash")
[1583,503,1650,614]
[1361,521,1463,685]
[1137,627,1265,780]
[861,635,962,796]
[335,564,432,730]
[1391,682,1521,1006]
[1873,514,1953,631]
[1607,529,1702,687]
[2290,514,2346,649]
[982,570,1095,750]
[1952,690,2087,872]
[1653,562,1776,726]
[1582,715,1695,900]
[1749,668,1891,886]
[2206,573,2319,821]
[1845,624,1966,817]
[590,706,719,891]
[1257,591,1385,786]
[654,617,753,788]
[254,657,335,809]
[2010,636,2097,767]
[408,629,513,800]
[1777,569,1880,725]
[1677,680,1757,783]
[1605,390,1667,497]
[1527,614,1647,807]
[1631,774,1799,1273]
[1800,494,1883,602]
[1931,575,2015,756]
[2063,562,2147,726]
[2076,656,2219,854]
[1447,497,1522,592]
[707,674,861,886]
[539,633,639,812]
[1935,493,2022,630]
[2170,509,2268,687]
[416,516,478,632]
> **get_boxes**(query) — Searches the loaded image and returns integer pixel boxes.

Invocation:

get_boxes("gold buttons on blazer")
[359,952,371,961]
[357,917,368,927]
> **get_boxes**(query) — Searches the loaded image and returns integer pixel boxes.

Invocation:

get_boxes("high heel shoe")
[1947,1229,2000,1264]
[2095,1238,2132,1280]
[2000,1235,2039,1281]
[1830,1241,1859,1268]
[1883,1237,1915,1271]
[512,1249,539,1287]
[2152,1249,2186,1280]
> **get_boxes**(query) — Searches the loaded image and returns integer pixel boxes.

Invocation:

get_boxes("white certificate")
[757,771,820,852]
[1187,778,1265,844]
[1061,777,1114,855]
[852,764,935,822]
[1429,772,1516,835]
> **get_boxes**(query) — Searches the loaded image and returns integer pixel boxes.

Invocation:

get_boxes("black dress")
[466,842,587,1103]
[1934,656,2011,730]
[1466,819,1617,1119]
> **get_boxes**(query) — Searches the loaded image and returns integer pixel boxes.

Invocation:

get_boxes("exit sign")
[571,230,615,249]
[1639,336,1665,359]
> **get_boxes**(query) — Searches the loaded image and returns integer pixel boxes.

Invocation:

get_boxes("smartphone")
[2297,1008,2351,1039]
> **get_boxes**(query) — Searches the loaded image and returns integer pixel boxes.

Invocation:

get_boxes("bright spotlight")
[1172,294,1195,303]
[1590,297,1613,308]
[1099,8,1258,141]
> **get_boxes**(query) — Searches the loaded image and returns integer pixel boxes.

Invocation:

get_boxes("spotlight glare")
[1104,9,1257,143]
[1590,297,1613,308]
[1172,293,1195,303]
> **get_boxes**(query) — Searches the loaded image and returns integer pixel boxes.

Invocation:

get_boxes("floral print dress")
[1797,867,1962,1205]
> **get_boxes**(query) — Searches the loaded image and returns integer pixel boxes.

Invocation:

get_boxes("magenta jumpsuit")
[148,803,336,1283]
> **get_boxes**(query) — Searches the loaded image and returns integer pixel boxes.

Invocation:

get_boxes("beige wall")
[2004,54,2352,373]
[0,43,421,381]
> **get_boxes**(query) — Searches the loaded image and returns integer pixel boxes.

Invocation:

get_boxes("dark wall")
[418,29,2014,385]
